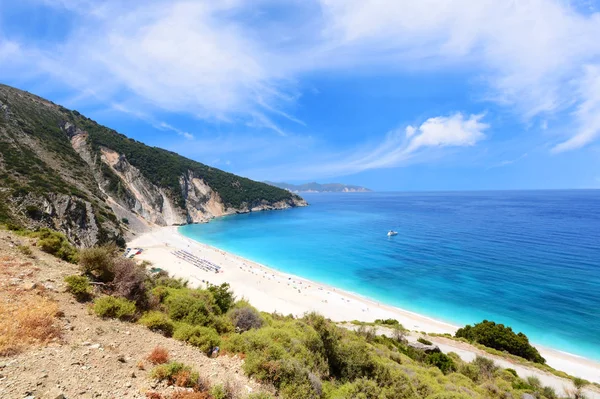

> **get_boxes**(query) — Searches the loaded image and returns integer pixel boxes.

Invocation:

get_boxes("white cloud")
[318,0,600,147]
[2,0,600,162]
[249,112,488,180]
[552,65,600,152]
[404,113,487,154]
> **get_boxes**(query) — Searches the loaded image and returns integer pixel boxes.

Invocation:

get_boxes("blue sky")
[2,0,600,191]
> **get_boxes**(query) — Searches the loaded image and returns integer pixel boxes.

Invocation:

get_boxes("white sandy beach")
[128,226,600,396]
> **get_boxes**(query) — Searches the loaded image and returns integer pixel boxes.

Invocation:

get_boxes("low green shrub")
[173,324,221,355]
[456,320,545,364]
[17,245,33,256]
[374,318,400,326]
[165,288,219,326]
[426,352,456,374]
[417,337,433,345]
[207,282,235,314]
[139,311,175,336]
[31,228,78,262]
[79,245,118,282]
[93,296,136,320]
[64,275,92,301]
[151,361,199,388]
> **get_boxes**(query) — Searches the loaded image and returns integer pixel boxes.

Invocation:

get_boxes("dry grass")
[147,346,170,365]
[0,294,61,356]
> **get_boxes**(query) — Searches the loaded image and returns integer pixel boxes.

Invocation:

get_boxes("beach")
[128,226,600,393]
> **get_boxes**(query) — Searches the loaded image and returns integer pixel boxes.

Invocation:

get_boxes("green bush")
[139,311,175,336]
[151,361,199,388]
[374,318,400,326]
[64,275,92,301]
[164,289,219,326]
[455,320,545,364]
[17,245,33,256]
[32,228,78,262]
[207,283,235,314]
[417,337,433,345]
[426,352,456,374]
[79,245,118,282]
[173,324,221,355]
[93,296,136,320]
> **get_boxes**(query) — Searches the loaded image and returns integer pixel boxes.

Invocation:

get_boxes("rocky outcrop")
[9,193,118,247]
[408,341,441,354]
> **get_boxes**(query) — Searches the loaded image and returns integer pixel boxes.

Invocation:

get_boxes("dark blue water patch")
[179,190,600,361]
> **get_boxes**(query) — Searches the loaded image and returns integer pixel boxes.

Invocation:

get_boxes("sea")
[179,190,600,361]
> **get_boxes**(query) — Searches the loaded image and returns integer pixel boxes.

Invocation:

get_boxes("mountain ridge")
[0,84,306,246]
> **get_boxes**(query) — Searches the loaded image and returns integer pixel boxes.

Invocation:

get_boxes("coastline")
[128,226,600,388]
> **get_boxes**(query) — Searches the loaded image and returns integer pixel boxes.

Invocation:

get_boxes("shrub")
[472,356,498,380]
[139,311,175,336]
[207,283,235,314]
[113,258,147,306]
[417,337,433,345]
[17,245,33,256]
[374,318,400,326]
[147,346,169,365]
[121,218,129,224]
[212,315,235,334]
[173,325,221,355]
[426,352,456,374]
[505,368,518,377]
[64,275,92,301]
[165,289,219,326]
[32,229,78,262]
[455,320,545,363]
[151,361,199,388]
[93,296,136,320]
[79,245,118,282]
[228,306,263,332]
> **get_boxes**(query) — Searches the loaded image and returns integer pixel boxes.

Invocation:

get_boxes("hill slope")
[0,84,306,246]
[265,181,370,193]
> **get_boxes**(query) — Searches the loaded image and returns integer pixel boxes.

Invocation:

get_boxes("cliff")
[0,84,306,246]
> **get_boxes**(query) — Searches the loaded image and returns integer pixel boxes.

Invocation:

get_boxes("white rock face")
[66,131,306,235]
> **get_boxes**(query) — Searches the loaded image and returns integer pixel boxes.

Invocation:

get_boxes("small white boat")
[387,230,398,236]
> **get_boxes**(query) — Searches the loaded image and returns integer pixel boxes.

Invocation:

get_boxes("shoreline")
[128,226,600,386]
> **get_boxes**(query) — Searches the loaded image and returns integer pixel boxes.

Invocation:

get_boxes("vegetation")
[455,320,545,364]
[147,346,170,365]
[93,296,136,320]
[30,228,78,262]
[72,244,576,399]
[64,275,92,302]
[73,111,301,209]
[0,295,61,356]
[417,337,433,345]
[139,311,175,337]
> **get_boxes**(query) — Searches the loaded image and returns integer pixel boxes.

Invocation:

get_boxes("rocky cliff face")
[0,84,306,246]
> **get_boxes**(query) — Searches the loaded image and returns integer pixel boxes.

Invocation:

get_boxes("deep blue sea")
[179,191,600,361]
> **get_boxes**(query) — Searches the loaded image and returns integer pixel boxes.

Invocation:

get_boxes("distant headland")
[265,181,371,193]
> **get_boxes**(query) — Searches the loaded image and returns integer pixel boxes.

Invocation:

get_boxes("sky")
[1,0,600,191]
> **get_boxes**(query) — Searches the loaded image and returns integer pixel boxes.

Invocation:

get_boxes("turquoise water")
[179,191,600,361]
